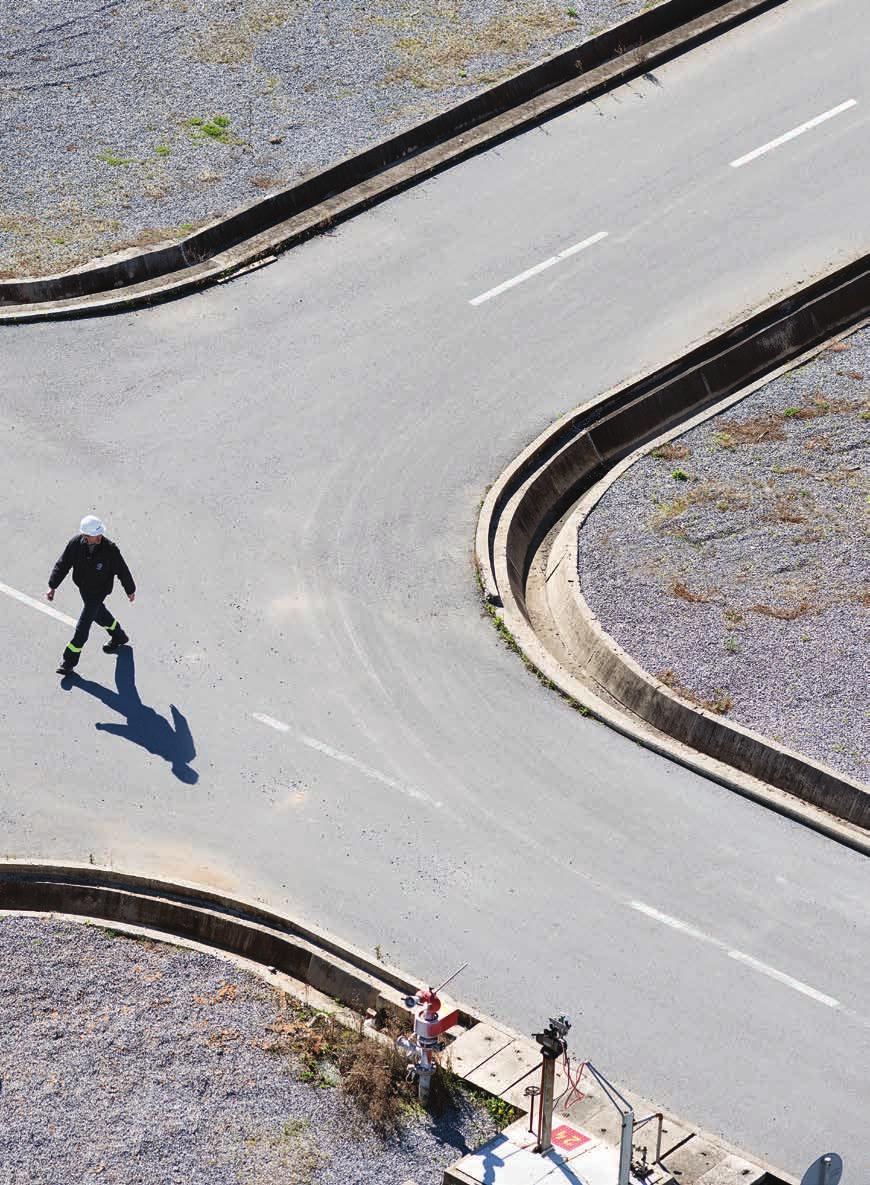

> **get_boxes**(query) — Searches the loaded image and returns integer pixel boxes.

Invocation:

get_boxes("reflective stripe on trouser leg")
[61,641,83,667]
[106,619,118,633]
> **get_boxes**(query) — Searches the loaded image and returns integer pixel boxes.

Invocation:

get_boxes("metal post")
[537,1052,557,1154]
[619,1107,635,1185]
[532,1016,571,1157]
[580,1062,636,1185]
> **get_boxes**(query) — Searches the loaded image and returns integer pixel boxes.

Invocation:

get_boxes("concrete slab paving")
[447,1024,516,1077]
[465,1039,546,1093]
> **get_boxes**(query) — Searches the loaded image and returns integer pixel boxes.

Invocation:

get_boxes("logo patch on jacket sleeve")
[96,563,103,570]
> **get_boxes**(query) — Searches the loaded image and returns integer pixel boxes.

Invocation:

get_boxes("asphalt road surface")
[2,0,868,1174]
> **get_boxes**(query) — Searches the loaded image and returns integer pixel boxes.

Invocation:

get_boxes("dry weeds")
[671,579,720,604]
[657,668,733,714]
[714,413,786,447]
[651,481,751,529]
[257,999,414,1132]
[751,601,814,621]
[650,442,691,461]
[190,1,298,65]
[380,3,575,90]
[770,493,812,524]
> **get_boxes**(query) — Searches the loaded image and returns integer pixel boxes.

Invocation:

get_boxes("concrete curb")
[475,255,870,849]
[0,860,451,1028]
[0,0,784,322]
[0,860,795,1185]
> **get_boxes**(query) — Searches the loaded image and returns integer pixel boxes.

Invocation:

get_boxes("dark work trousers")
[61,597,123,668]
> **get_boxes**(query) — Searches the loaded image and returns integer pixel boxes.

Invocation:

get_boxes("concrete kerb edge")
[490,520,870,855]
[0,0,784,323]
[475,267,870,852]
[559,324,870,810]
[556,325,870,822]
[0,860,797,1185]
[0,859,423,1006]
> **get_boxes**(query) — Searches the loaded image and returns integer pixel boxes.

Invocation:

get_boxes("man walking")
[47,515,136,676]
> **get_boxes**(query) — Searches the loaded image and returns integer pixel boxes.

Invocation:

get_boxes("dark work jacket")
[49,535,136,600]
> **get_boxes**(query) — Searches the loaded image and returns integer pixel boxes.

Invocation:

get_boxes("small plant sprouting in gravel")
[566,6,580,16]
[186,115,235,144]
[154,144,171,156]
[706,689,733,714]
[97,150,134,166]
[457,1081,522,1129]
[724,636,739,654]
[782,407,802,418]
[671,468,690,482]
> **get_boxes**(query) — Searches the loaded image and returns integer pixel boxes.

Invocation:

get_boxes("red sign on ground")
[551,1125,590,1151]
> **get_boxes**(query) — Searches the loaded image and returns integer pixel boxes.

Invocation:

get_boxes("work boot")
[56,660,76,676]
[103,629,129,654]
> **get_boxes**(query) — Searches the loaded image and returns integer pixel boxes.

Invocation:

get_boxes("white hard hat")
[80,514,105,536]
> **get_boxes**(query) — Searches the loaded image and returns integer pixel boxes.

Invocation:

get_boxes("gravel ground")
[1,0,659,278]
[0,915,499,1185]
[577,333,870,784]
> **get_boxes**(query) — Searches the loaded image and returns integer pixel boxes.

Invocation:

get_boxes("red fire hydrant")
[397,986,460,1104]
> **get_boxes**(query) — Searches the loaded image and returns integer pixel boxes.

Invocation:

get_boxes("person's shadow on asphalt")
[63,648,198,784]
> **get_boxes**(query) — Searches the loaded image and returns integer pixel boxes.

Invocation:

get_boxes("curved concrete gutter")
[0,0,783,323]
[0,860,458,1028]
[476,255,870,851]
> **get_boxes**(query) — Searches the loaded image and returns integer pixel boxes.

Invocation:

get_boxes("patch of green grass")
[566,6,580,16]
[154,143,171,157]
[459,1080,522,1129]
[782,407,802,418]
[476,566,590,717]
[97,151,134,167]
[724,636,739,654]
[671,468,690,482]
[186,114,235,144]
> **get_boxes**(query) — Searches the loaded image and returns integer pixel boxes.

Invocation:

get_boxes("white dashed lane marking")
[251,713,442,808]
[631,900,840,1008]
[470,231,608,305]
[0,580,76,626]
[729,99,857,168]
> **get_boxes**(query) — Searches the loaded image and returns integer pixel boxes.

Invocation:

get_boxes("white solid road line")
[470,231,608,305]
[629,900,713,944]
[252,712,290,732]
[727,950,840,1008]
[631,901,840,1009]
[729,99,857,168]
[251,713,442,808]
[0,580,76,627]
